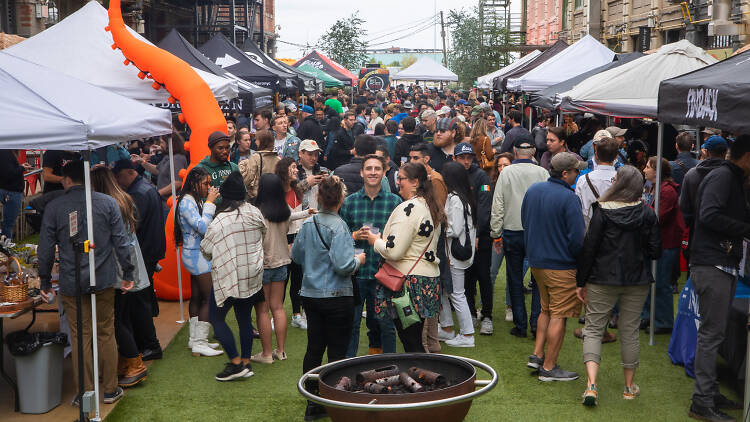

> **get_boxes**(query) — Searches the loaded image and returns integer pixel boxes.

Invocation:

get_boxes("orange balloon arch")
[108,0,226,299]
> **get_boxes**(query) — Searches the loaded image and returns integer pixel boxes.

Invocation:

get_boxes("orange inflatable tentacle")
[108,0,227,300]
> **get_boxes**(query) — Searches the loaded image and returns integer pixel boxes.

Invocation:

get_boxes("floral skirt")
[374,275,441,320]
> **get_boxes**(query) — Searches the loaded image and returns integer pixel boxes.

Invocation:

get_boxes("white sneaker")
[437,328,456,342]
[446,335,475,348]
[505,307,513,322]
[480,318,494,335]
[291,314,307,330]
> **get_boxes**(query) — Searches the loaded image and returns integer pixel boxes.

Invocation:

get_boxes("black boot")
[688,403,736,422]
[304,400,327,421]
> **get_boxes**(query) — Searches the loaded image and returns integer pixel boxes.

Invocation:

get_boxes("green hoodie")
[196,156,239,189]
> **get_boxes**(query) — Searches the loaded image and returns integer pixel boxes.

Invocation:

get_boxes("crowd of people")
[2,83,749,422]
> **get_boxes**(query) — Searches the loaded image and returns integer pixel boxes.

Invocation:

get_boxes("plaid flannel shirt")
[339,188,402,280]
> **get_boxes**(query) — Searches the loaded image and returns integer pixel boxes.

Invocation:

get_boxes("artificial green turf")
[105,267,743,422]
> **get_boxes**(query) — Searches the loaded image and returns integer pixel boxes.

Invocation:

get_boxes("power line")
[363,14,437,42]
[366,18,437,48]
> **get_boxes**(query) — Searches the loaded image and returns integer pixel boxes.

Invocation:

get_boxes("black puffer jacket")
[577,202,661,287]
[393,133,424,165]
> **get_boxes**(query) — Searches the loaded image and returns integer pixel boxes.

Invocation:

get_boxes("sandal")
[250,353,274,364]
[272,349,287,361]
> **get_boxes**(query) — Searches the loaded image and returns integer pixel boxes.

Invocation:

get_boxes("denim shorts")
[262,266,288,284]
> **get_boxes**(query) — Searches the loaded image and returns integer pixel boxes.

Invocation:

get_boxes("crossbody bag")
[375,230,435,292]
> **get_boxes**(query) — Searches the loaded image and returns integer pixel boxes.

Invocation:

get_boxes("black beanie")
[208,131,231,148]
[219,171,247,201]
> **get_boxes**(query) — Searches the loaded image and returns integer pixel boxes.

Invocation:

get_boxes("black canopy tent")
[241,38,317,94]
[658,49,750,135]
[199,33,297,95]
[157,29,273,112]
[530,52,644,110]
[494,40,568,91]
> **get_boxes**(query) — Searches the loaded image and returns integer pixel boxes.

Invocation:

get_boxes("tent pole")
[649,121,664,346]
[168,137,185,324]
[83,152,101,420]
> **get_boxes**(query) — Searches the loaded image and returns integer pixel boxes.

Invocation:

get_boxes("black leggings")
[394,318,425,353]
[301,296,354,376]
[114,290,139,358]
[285,262,303,314]
[189,273,213,321]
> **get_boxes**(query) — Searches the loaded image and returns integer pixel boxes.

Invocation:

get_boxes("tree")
[317,12,369,70]
[446,7,511,88]
[400,54,418,68]
[388,60,401,67]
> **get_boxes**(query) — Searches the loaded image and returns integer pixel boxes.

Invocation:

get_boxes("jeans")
[641,248,678,329]
[691,265,737,408]
[503,230,540,333]
[209,288,258,360]
[440,265,475,335]
[0,189,22,239]
[490,245,506,306]
[465,236,493,319]
[286,261,303,314]
[346,278,396,357]
[114,289,140,358]
[132,261,160,353]
[302,296,354,376]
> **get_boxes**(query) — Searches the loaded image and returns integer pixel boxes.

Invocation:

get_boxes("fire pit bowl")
[297,353,497,422]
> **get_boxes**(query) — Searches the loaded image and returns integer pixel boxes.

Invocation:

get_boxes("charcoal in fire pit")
[399,372,424,393]
[356,365,399,384]
[334,376,352,391]
[374,374,401,386]
[363,382,390,394]
[408,367,447,387]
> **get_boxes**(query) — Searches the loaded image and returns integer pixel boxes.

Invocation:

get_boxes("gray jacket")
[38,185,134,296]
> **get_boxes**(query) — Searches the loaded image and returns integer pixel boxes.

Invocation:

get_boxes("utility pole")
[440,11,448,67]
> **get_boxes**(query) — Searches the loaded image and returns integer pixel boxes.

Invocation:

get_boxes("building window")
[575,0,583,10]
[562,0,569,29]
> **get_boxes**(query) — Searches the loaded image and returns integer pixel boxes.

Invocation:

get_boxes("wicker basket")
[2,256,28,303]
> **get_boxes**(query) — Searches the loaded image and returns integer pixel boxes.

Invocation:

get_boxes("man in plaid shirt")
[340,154,402,356]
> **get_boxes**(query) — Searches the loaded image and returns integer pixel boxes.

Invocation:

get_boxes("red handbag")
[375,233,434,291]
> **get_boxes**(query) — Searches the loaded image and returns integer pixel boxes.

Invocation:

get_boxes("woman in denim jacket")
[291,175,365,421]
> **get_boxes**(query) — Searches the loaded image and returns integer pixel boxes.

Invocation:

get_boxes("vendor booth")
[294,50,358,87]
[241,38,317,94]
[200,32,297,95]
[0,50,172,419]
[296,63,345,88]
[494,40,568,91]
[3,1,237,104]
[391,56,458,82]
[157,28,273,112]
[476,50,541,89]
[505,35,614,93]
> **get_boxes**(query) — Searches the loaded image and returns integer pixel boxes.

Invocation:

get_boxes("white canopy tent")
[0,51,172,419]
[557,40,716,346]
[556,40,716,118]
[476,50,541,89]
[4,1,238,103]
[392,56,458,82]
[505,35,614,92]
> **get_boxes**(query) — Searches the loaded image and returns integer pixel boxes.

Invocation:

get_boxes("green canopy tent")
[296,63,344,88]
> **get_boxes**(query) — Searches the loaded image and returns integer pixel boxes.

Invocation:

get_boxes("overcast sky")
[275,0,494,59]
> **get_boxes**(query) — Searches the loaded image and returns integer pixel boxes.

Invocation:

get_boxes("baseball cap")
[454,142,474,156]
[301,105,314,114]
[701,135,728,151]
[112,159,135,174]
[456,99,468,105]
[436,106,451,117]
[701,127,720,135]
[436,118,458,132]
[550,152,588,173]
[606,126,627,137]
[593,129,612,144]
[299,139,322,152]
[514,132,535,149]
[403,100,413,109]
[471,105,483,116]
